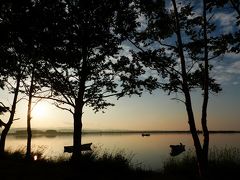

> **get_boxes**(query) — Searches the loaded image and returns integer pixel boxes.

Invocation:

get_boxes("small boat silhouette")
[64,143,92,153]
[142,133,150,137]
[170,143,185,156]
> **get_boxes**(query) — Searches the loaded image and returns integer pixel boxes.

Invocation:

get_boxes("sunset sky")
[1,72,239,131]
[0,0,240,131]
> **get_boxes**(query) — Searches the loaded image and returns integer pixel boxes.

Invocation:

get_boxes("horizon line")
[7,128,240,133]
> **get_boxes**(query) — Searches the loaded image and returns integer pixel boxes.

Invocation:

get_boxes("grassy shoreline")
[1,147,240,180]
[0,149,158,180]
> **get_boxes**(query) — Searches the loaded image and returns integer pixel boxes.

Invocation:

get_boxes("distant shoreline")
[6,129,240,136]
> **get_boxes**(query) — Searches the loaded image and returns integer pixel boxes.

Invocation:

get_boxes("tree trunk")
[71,43,88,161]
[0,124,11,156]
[171,0,207,176]
[185,93,207,176]
[26,65,35,160]
[0,74,21,157]
[72,102,83,160]
[201,0,210,174]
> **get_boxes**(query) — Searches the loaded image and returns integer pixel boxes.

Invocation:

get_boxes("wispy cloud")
[226,61,240,74]
[233,81,239,85]
[213,11,237,34]
[213,58,240,85]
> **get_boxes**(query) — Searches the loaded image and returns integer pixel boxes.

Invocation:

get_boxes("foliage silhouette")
[130,0,229,177]
[0,0,48,158]
[30,0,156,160]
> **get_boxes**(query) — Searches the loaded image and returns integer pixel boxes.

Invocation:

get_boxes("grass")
[162,147,240,180]
[0,147,158,180]
[0,147,240,180]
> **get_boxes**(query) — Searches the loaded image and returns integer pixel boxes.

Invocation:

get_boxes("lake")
[5,132,240,171]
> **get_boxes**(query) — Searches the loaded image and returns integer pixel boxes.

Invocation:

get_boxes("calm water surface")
[5,133,240,171]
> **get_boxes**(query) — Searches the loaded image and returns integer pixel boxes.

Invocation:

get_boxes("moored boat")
[169,143,185,156]
[64,143,92,153]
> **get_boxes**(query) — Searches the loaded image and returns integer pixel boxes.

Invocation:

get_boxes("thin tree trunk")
[0,73,21,157]
[201,0,210,174]
[26,65,35,160]
[171,0,206,176]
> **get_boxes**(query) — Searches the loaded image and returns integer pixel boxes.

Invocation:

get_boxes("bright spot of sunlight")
[32,102,47,119]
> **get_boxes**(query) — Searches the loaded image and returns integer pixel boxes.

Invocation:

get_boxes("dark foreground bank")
[0,149,159,180]
[0,147,240,180]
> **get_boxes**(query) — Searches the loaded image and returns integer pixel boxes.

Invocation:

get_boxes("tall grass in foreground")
[209,146,240,163]
[162,146,240,179]
[4,145,47,161]
[1,146,240,179]
[0,146,154,180]
[3,146,134,166]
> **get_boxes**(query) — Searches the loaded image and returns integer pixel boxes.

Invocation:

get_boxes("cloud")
[226,61,240,74]
[213,12,237,34]
[136,14,148,32]
[225,52,240,61]
[213,60,240,85]
[233,81,239,85]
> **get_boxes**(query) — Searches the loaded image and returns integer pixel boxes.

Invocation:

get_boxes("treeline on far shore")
[6,129,240,136]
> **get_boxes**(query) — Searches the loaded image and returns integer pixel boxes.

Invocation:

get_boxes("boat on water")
[64,143,92,153]
[142,133,150,137]
[169,143,185,156]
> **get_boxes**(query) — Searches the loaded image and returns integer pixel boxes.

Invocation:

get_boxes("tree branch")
[127,37,145,52]
[50,62,77,100]
[102,92,123,98]
[84,92,123,104]
[158,40,176,49]
[208,54,223,61]
[187,60,199,74]
[5,81,15,90]
[171,97,185,104]
[53,102,74,114]
[0,119,6,128]
[16,95,28,103]
[0,102,9,110]
[21,79,30,94]
[230,0,240,17]
[32,95,74,106]
[13,118,20,121]
[59,91,75,107]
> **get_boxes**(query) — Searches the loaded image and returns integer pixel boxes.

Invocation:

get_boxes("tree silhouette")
[0,65,24,156]
[18,1,48,160]
[24,61,45,160]
[0,103,9,128]
[0,0,156,160]
[0,0,45,157]
[0,0,28,156]
[34,0,153,160]
[209,0,240,52]
[131,0,228,176]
